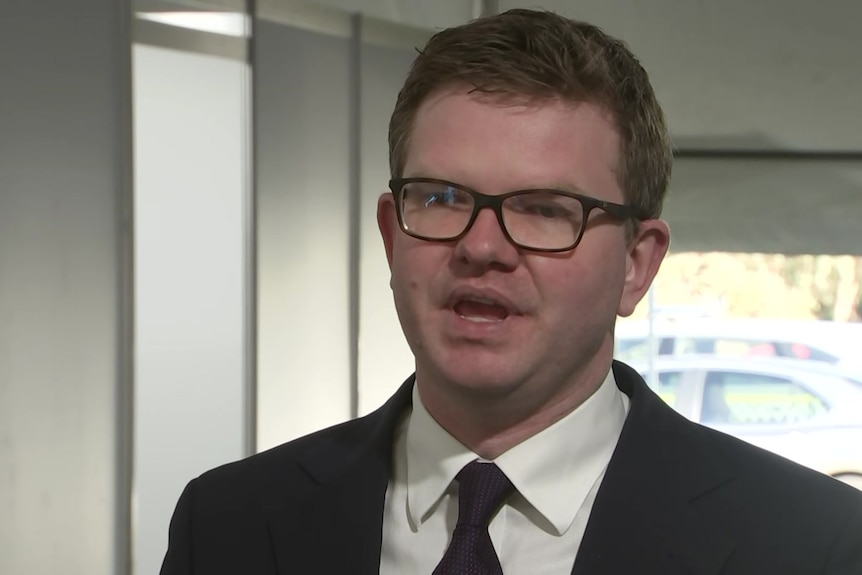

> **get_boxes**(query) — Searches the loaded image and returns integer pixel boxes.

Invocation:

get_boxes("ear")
[377,192,398,269]
[618,219,670,317]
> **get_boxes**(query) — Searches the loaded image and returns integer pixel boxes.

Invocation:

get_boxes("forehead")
[405,86,623,200]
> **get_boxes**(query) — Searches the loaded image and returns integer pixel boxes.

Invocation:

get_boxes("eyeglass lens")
[399,180,586,250]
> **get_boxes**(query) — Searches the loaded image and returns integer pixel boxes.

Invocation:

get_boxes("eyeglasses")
[388,177,637,252]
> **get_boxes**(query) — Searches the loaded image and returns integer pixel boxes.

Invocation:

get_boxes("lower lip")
[446,309,515,338]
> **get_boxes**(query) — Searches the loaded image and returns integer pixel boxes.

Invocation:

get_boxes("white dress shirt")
[379,369,630,575]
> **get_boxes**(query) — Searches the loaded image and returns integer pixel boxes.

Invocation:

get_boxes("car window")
[772,341,839,363]
[701,371,828,425]
[675,337,715,354]
[618,335,840,364]
[713,339,775,357]
[615,338,645,362]
[615,337,664,362]
[655,371,681,406]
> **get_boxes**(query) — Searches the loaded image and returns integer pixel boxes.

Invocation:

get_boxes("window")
[701,371,828,425]
[652,370,681,406]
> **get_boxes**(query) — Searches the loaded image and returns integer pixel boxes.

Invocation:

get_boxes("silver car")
[616,318,862,369]
[632,355,862,490]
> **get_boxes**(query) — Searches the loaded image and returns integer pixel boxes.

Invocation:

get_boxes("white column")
[0,2,134,574]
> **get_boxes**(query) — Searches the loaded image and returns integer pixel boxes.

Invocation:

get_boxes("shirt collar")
[405,369,629,534]
[405,385,477,526]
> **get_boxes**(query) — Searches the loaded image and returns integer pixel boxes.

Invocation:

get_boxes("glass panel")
[619,157,862,489]
[615,337,653,363]
[701,371,827,425]
[657,371,681,407]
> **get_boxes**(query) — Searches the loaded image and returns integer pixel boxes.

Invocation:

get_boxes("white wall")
[301,0,862,154]
[500,0,862,152]
[301,0,474,29]
[133,43,249,575]
[667,159,862,254]
[0,2,132,574]
[357,40,418,415]
[255,21,353,449]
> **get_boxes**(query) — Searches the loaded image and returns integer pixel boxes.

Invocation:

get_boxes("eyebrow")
[526,181,591,195]
[402,174,592,196]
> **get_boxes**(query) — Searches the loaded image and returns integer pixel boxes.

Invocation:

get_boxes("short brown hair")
[388,9,672,219]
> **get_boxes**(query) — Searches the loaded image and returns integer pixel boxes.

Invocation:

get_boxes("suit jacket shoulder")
[571,361,862,575]
[160,377,414,575]
[162,367,862,575]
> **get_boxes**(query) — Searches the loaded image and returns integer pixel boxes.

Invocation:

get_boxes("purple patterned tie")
[433,461,515,575]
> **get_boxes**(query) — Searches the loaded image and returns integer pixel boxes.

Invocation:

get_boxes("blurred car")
[632,355,862,490]
[616,317,862,372]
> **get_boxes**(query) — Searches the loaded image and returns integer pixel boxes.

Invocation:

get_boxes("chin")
[416,334,529,386]
[434,363,522,397]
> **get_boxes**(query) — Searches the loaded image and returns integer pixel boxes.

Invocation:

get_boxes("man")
[161,9,862,574]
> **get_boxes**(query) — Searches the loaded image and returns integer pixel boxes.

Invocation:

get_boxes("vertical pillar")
[0,2,133,575]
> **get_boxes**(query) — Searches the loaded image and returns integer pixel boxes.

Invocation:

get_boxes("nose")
[452,207,520,271]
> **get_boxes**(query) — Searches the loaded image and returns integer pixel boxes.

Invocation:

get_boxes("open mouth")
[453,298,511,323]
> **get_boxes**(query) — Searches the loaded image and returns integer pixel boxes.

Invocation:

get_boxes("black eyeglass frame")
[388,177,639,253]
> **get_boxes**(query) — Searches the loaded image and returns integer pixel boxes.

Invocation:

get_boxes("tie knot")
[454,461,515,528]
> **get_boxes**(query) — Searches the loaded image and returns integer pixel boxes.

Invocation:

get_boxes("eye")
[530,203,571,219]
[509,196,575,219]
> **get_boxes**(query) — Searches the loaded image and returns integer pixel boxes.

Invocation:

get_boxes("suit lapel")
[263,366,739,574]
[572,362,736,575]
[267,378,415,575]
[267,456,390,574]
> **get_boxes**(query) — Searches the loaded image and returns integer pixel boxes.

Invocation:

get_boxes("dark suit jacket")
[160,361,862,574]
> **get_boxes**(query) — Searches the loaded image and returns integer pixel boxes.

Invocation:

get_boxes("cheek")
[390,260,423,350]
[533,248,627,321]
[389,242,450,353]
[390,241,446,309]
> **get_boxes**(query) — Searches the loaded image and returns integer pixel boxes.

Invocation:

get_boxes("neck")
[417,356,613,459]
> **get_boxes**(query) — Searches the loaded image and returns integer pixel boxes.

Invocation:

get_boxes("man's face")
[378,87,667,417]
